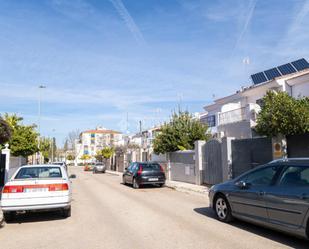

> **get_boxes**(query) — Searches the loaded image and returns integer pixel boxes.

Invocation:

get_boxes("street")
[0,167,307,249]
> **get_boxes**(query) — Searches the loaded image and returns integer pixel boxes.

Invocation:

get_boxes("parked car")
[0,207,3,226]
[51,161,68,172]
[84,164,93,171]
[1,164,72,221]
[93,163,106,174]
[122,162,165,189]
[209,158,309,239]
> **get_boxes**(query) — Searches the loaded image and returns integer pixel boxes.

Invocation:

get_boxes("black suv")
[122,162,166,189]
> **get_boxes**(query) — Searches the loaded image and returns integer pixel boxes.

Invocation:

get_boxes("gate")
[231,137,272,178]
[203,139,223,185]
[287,133,309,157]
[0,154,6,187]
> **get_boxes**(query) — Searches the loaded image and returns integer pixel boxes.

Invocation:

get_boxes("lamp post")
[37,85,46,164]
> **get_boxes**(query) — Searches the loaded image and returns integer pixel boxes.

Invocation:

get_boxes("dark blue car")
[209,158,309,239]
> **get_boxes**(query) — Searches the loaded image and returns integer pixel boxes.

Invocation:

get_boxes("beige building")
[75,127,123,163]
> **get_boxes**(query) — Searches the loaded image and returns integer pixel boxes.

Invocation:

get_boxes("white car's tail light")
[2,183,69,193]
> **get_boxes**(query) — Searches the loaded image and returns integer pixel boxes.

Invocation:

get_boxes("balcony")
[218,107,248,126]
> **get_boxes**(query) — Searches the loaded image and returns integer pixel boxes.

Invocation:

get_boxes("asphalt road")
[0,167,307,249]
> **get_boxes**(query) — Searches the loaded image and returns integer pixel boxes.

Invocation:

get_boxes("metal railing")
[218,107,248,125]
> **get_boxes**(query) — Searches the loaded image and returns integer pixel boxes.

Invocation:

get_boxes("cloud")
[109,0,146,45]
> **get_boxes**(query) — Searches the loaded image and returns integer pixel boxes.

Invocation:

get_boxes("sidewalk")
[106,170,209,196]
[165,180,209,196]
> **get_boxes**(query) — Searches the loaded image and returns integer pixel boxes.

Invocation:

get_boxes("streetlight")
[37,85,46,164]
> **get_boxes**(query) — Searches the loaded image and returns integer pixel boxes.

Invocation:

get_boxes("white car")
[1,164,72,221]
[0,207,3,225]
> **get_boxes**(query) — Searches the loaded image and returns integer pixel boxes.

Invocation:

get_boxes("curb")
[105,170,122,176]
[165,181,209,196]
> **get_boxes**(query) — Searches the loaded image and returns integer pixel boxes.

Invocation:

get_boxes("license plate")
[148,178,158,181]
[24,188,48,193]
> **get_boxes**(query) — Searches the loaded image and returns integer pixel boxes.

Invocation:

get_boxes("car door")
[126,163,137,184]
[124,163,133,183]
[265,165,309,229]
[229,165,280,222]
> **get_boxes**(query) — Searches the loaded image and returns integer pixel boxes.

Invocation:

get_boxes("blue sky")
[1,0,309,145]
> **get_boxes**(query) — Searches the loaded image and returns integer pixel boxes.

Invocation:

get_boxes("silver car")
[209,158,309,239]
[93,163,106,174]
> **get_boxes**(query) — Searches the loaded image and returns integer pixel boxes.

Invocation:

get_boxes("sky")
[1,0,309,146]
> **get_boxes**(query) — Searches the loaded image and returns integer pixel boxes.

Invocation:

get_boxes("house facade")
[201,58,309,139]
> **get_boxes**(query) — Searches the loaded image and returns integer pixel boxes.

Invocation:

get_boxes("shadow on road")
[194,207,308,249]
[6,210,66,224]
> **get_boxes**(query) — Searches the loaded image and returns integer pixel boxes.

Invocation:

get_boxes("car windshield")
[15,167,62,179]
[141,163,160,171]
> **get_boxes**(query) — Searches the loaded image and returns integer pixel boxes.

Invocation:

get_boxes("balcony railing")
[218,107,248,125]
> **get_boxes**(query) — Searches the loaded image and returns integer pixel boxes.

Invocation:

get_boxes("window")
[240,166,278,186]
[141,163,160,171]
[15,167,62,179]
[201,115,216,127]
[278,166,309,187]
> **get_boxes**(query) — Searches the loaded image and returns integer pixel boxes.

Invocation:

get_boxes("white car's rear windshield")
[15,167,62,179]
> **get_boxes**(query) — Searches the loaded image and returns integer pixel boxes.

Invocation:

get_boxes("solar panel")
[264,68,281,80]
[278,63,297,75]
[251,58,309,85]
[251,72,268,85]
[291,58,309,71]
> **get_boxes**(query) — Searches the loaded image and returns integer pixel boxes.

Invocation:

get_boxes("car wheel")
[159,183,164,187]
[62,207,71,218]
[4,211,15,222]
[214,195,233,222]
[133,178,140,189]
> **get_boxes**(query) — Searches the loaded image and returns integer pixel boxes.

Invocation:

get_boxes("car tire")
[4,211,15,222]
[133,178,140,189]
[214,194,233,223]
[159,183,164,187]
[62,207,71,218]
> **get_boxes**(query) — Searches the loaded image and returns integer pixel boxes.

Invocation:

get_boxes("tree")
[39,137,51,163]
[95,147,115,162]
[66,154,75,161]
[0,117,12,144]
[66,129,80,150]
[153,111,210,154]
[255,91,309,137]
[4,114,39,157]
[80,154,91,164]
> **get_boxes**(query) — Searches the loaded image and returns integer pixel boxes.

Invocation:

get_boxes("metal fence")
[169,151,196,184]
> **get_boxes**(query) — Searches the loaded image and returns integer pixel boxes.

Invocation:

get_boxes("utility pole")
[37,85,46,164]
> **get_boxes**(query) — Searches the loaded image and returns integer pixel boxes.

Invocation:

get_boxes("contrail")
[232,0,258,55]
[109,0,146,45]
[288,0,309,34]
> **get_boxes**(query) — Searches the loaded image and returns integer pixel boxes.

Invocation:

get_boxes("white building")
[75,126,123,163]
[201,58,309,139]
